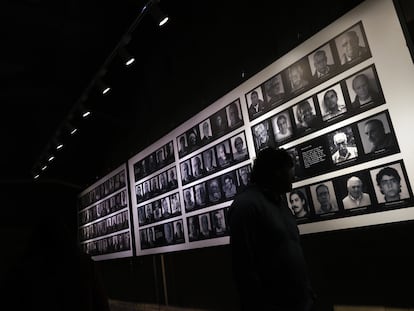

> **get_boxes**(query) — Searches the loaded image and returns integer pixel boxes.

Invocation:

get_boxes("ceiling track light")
[150,0,169,27]
[119,46,135,67]
[48,155,55,162]
[96,79,111,95]
[56,142,64,150]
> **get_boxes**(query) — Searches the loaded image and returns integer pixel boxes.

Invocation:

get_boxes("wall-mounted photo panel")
[310,181,340,216]
[252,119,275,152]
[271,110,294,144]
[246,86,267,120]
[285,57,313,94]
[317,83,347,122]
[226,99,244,129]
[308,43,339,82]
[286,187,314,223]
[263,73,286,108]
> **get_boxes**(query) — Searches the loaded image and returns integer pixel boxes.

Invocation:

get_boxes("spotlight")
[56,142,63,150]
[96,79,111,95]
[41,165,48,171]
[150,1,169,27]
[119,46,135,67]
[34,174,40,180]
[48,155,55,162]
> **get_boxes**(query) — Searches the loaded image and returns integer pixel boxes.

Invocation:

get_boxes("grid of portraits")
[251,64,385,153]
[137,192,182,227]
[139,219,185,250]
[285,160,414,224]
[135,166,178,204]
[187,207,230,242]
[180,131,250,186]
[182,165,251,213]
[81,231,131,256]
[78,189,128,226]
[246,21,372,121]
[133,141,175,182]
[176,99,244,159]
[79,210,130,242]
[78,170,127,210]
[287,110,399,182]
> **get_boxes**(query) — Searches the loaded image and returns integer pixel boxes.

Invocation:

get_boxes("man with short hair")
[350,73,380,109]
[342,176,371,209]
[364,119,394,152]
[331,132,358,163]
[315,184,338,214]
[340,30,369,64]
[312,49,336,79]
[289,190,309,218]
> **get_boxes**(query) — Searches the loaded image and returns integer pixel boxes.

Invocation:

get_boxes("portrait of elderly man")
[342,176,371,209]
[331,132,358,164]
[363,118,394,153]
[337,29,369,65]
[311,48,337,79]
[349,73,380,109]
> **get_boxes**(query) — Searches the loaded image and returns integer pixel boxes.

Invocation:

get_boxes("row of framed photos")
[78,189,128,226]
[81,231,132,256]
[182,164,251,213]
[135,166,179,204]
[246,21,372,121]
[286,160,414,224]
[140,219,185,250]
[79,210,130,242]
[180,131,250,186]
[133,141,175,182]
[79,170,127,210]
[287,110,399,182]
[137,192,182,227]
[252,64,384,153]
[177,99,244,158]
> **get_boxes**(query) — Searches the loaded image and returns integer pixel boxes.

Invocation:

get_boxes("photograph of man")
[287,59,311,92]
[264,74,285,106]
[145,204,153,223]
[231,134,248,161]
[164,141,174,163]
[358,114,396,154]
[153,200,162,221]
[180,160,194,184]
[202,147,217,173]
[330,131,358,164]
[293,99,317,131]
[199,119,213,143]
[318,85,347,121]
[370,163,410,203]
[156,148,165,167]
[222,173,238,199]
[212,209,227,235]
[252,120,274,151]
[135,184,143,202]
[287,147,304,181]
[346,69,381,109]
[140,229,149,249]
[150,176,159,196]
[287,188,310,218]
[194,182,207,207]
[138,206,146,225]
[187,216,200,241]
[216,141,233,168]
[211,110,228,137]
[174,220,184,241]
[335,26,369,65]
[187,127,200,152]
[169,193,181,214]
[342,176,371,209]
[158,172,168,192]
[143,180,151,200]
[191,155,204,178]
[226,100,243,128]
[199,214,212,239]
[177,134,188,157]
[311,182,339,214]
[147,227,155,247]
[309,45,337,80]
[247,87,266,119]
[161,197,171,217]
[271,112,293,142]
[163,222,174,245]
[183,188,196,211]
[148,154,157,173]
[208,178,222,203]
[237,166,251,193]
[167,167,178,188]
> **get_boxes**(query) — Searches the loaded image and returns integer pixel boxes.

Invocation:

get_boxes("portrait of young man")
[311,181,339,215]
[287,188,311,219]
[317,84,347,122]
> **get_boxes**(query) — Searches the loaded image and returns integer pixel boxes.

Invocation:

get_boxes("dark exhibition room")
[2,0,414,310]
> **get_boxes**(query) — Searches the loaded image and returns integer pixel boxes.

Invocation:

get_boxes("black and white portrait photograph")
[310,181,339,215]
[263,74,285,106]
[317,84,347,122]
[194,182,208,207]
[167,167,178,188]
[328,127,359,164]
[173,220,184,242]
[183,187,196,211]
[211,209,227,236]
[287,147,304,181]
[158,171,168,192]
[226,99,243,128]
[286,58,312,93]
[199,118,213,143]
[144,203,153,223]
[335,23,370,66]
[236,165,251,193]
[153,200,162,221]
[160,196,171,217]
[211,109,228,138]
[191,155,205,178]
[286,187,311,219]
[230,133,248,161]
[357,112,398,155]
[308,43,337,81]
[202,147,218,173]
[246,86,267,119]
[155,147,165,167]
[150,176,159,195]
[207,178,222,203]
[215,140,233,168]
[186,126,200,152]
[292,98,318,132]
[177,134,188,157]
[180,160,194,184]
[369,163,411,204]
[271,111,293,143]
[143,180,151,200]
[164,141,174,163]
[135,184,143,202]
[221,172,238,199]
[198,213,212,239]
[169,193,181,214]
[252,120,274,152]
[163,222,174,245]
[345,66,382,110]
[187,216,200,241]
[138,205,146,225]
[339,173,372,210]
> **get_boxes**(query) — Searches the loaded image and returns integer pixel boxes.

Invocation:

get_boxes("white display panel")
[78,164,134,260]
[128,0,414,256]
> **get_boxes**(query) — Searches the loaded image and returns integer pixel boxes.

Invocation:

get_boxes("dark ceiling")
[3,0,377,191]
